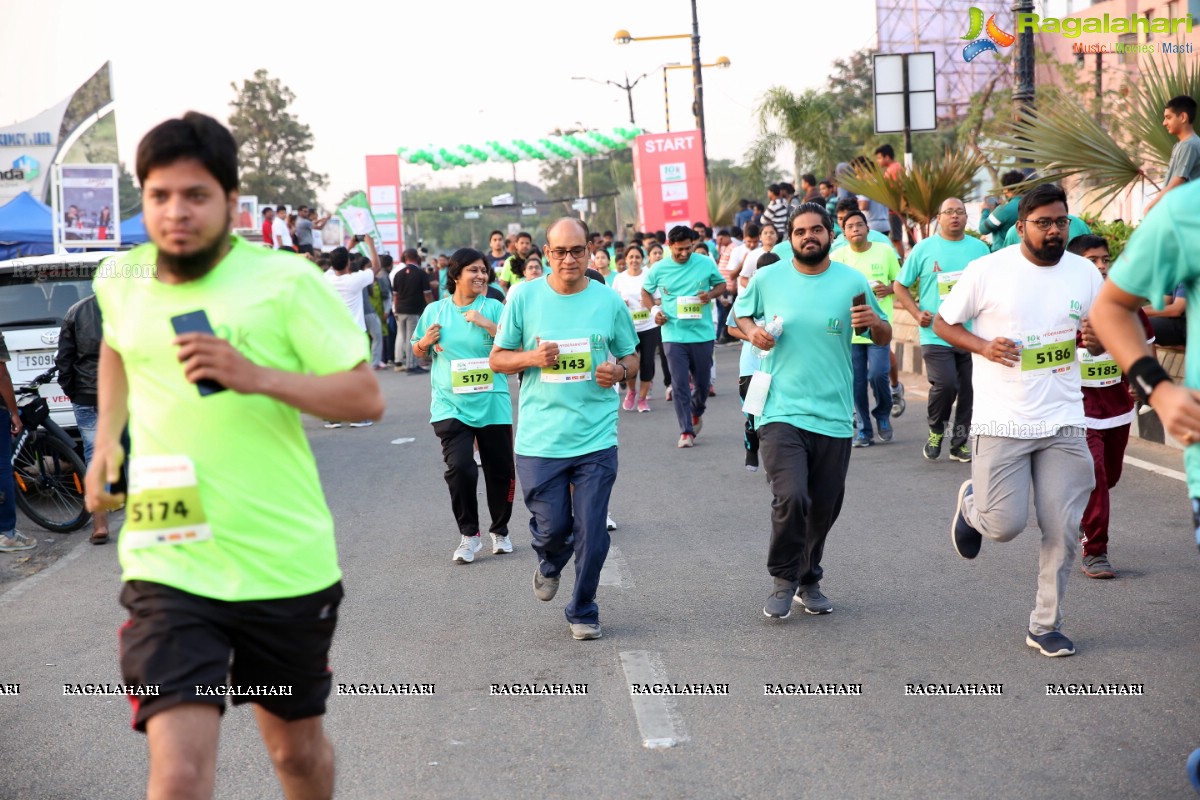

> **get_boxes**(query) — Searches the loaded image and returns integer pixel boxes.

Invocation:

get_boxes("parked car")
[0,251,117,430]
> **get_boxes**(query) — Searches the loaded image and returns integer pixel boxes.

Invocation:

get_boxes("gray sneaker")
[491,533,513,554]
[570,623,602,640]
[795,584,833,615]
[763,578,800,619]
[0,530,36,552]
[533,567,560,601]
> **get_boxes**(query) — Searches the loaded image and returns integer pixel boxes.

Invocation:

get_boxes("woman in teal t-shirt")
[412,248,515,566]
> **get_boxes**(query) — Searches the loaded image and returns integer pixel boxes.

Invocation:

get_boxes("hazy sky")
[1,0,1071,210]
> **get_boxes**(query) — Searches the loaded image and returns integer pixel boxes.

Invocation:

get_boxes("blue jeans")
[73,404,98,464]
[0,410,14,534]
[851,343,892,437]
[516,447,618,625]
[665,341,714,435]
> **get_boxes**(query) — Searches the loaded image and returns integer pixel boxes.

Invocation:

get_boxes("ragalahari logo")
[12,155,38,181]
[962,7,1016,61]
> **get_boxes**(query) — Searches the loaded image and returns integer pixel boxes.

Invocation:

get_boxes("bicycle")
[11,367,91,533]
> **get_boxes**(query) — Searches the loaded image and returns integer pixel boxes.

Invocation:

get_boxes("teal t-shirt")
[831,229,890,252]
[896,234,991,348]
[1108,180,1200,495]
[494,278,638,458]
[980,196,1020,252]
[641,253,725,344]
[733,261,887,437]
[772,241,793,263]
[1001,214,1090,248]
[412,296,511,428]
[829,243,901,344]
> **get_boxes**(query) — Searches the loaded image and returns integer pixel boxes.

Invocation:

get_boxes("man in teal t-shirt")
[1092,180,1200,506]
[733,203,891,621]
[894,197,990,461]
[979,170,1025,252]
[640,225,727,446]
[830,210,901,445]
[491,217,639,642]
[84,112,385,799]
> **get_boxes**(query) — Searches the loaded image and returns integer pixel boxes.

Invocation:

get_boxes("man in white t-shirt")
[325,240,378,330]
[272,205,294,251]
[934,184,1103,658]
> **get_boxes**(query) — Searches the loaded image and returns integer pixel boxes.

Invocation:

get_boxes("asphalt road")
[2,345,1199,800]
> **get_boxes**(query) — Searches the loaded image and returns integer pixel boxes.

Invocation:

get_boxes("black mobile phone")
[170,311,227,396]
[852,292,869,337]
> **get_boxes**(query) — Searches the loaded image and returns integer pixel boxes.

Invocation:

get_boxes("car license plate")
[18,351,56,371]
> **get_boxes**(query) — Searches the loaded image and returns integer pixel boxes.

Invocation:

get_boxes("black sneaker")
[1026,629,1076,657]
[949,443,972,463]
[923,431,944,460]
[951,480,982,559]
[763,578,799,619]
[794,584,833,615]
[745,449,759,472]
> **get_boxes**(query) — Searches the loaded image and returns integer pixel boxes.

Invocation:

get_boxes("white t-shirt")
[738,247,774,286]
[272,217,293,249]
[938,247,1103,439]
[726,243,753,289]
[611,270,658,333]
[324,269,377,330]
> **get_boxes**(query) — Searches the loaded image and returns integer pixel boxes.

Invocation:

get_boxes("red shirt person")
[260,207,274,248]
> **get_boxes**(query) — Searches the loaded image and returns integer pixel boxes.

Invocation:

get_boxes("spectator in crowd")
[294,206,330,255]
[394,248,432,373]
[260,207,274,248]
[1144,283,1187,346]
[1145,94,1200,214]
[272,205,294,251]
[735,199,754,229]
[801,174,822,204]
[762,184,788,239]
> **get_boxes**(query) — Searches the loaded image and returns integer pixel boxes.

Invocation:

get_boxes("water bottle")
[752,316,784,359]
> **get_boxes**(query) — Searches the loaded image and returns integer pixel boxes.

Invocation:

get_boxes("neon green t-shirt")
[829,243,901,344]
[1108,181,1200,495]
[93,237,367,601]
[412,296,511,427]
[494,278,638,458]
[896,234,990,348]
[640,253,725,344]
[733,261,887,438]
[1002,214,1091,247]
[498,256,524,288]
[830,229,891,252]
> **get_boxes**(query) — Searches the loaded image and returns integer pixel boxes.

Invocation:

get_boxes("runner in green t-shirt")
[1092,180,1200,517]
[498,231,533,291]
[491,217,639,642]
[640,226,727,446]
[84,112,384,799]
[893,197,990,461]
[413,247,515,566]
[733,202,890,620]
[830,210,899,445]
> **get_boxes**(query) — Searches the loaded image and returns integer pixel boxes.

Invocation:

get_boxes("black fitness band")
[1128,355,1172,403]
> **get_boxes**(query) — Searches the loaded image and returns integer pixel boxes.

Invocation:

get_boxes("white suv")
[0,251,116,430]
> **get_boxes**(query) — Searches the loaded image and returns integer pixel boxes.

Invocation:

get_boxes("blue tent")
[122,212,148,244]
[0,191,54,260]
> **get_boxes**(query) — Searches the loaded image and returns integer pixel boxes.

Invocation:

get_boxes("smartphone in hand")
[852,292,869,337]
[170,311,227,396]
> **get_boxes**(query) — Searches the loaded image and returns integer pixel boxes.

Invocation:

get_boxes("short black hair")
[841,209,868,229]
[446,247,488,294]
[819,180,833,190]
[801,173,817,187]
[667,225,696,244]
[768,183,780,194]
[835,198,859,215]
[1166,95,1197,126]
[717,228,731,237]
[276,205,287,214]
[874,143,896,159]
[262,207,273,216]
[757,252,782,269]
[136,111,238,193]
[1018,183,1068,219]
[516,231,533,242]
[753,203,764,213]
[655,230,666,243]
[731,226,743,239]
[1067,234,1109,256]
[488,229,503,239]
[402,248,421,263]
[744,222,761,238]
[787,202,834,236]
[739,199,749,209]
[1001,169,1026,188]
[379,253,394,270]
[330,246,349,271]
[603,230,614,237]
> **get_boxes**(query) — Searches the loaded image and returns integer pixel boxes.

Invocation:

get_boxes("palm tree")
[987,55,1200,212]
[837,149,983,238]
[746,88,838,184]
[706,177,741,226]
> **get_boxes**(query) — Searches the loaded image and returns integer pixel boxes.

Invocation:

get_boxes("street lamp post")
[662,59,730,134]
[571,72,653,125]
[1012,0,1036,116]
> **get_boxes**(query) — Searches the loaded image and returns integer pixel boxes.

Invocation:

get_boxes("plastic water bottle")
[752,316,783,359]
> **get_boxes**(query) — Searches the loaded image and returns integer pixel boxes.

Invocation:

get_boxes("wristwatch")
[619,363,629,382]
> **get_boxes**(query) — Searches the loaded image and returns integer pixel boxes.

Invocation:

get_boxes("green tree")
[228,69,327,205]
[117,162,141,217]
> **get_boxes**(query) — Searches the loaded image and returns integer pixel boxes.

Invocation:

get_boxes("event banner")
[365,155,404,261]
[55,164,119,248]
[632,130,708,233]
[336,192,383,257]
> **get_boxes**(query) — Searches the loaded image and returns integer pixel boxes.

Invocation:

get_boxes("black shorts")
[118,580,344,732]
[297,244,314,254]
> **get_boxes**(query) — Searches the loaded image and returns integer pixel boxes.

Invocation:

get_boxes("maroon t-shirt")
[1082,308,1154,423]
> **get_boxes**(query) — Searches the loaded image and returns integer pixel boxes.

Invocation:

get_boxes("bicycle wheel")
[13,431,92,533]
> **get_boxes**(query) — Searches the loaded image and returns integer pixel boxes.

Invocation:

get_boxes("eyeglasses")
[1022,217,1071,231]
[939,209,967,217]
[547,246,588,261]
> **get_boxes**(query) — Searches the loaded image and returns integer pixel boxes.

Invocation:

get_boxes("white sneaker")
[473,450,481,466]
[491,533,513,554]
[453,535,482,564]
[323,421,342,429]
[349,420,374,428]
[606,515,617,531]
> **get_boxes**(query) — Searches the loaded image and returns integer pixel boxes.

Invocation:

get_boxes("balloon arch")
[396,127,643,170]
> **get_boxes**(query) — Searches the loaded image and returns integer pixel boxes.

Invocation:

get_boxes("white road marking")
[619,650,686,749]
[905,387,1188,482]
[390,437,416,445]
[600,545,632,587]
